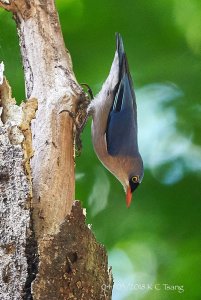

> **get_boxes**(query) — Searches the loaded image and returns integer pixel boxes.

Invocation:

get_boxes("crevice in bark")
[23,208,39,300]
[20,99,38,300]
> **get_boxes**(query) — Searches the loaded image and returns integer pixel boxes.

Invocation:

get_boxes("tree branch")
[11,0,83,238]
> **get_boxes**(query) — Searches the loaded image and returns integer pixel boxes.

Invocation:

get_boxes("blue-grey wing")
[106,75,139,156]
[106,34,139,157]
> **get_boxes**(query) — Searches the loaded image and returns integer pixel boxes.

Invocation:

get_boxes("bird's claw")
[59,90,90,156]
[81,83,94,100]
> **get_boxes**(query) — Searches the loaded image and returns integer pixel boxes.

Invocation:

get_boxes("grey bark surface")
[0,1,113,299]
[0,77,30,299]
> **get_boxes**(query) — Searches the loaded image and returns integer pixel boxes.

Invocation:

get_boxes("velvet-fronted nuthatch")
[88,33,143,207]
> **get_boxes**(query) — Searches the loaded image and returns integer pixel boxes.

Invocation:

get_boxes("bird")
[87,33,143,207]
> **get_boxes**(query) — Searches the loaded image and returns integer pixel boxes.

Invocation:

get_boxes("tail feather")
[112,33,135,111]
[116,33,125,68]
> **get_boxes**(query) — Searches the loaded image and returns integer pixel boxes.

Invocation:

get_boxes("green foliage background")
[0,1,200,299]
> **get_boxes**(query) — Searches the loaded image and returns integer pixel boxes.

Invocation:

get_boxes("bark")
[0,1,113,299]
[0,76,30,300]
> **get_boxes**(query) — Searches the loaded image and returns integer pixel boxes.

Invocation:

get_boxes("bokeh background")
[1,1,201,299]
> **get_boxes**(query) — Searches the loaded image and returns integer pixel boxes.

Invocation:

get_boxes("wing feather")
[106,34,139,157]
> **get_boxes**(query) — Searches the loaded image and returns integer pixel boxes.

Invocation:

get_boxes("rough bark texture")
[0,0,113,299]
[32,201,113,300]
[0,77,30,299]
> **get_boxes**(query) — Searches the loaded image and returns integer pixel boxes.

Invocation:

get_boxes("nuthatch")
[88,33,143,207]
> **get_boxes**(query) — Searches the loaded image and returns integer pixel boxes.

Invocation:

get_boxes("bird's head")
[126,175,139,208]
[111,156,143,208]
[125,170,143,208]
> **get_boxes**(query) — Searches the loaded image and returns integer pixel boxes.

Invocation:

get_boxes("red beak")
[126,186,132,208]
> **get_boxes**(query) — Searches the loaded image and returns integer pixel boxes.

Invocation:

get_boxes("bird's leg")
[59,88,91,156]
[73,84,93,155]
[74,92,91,156]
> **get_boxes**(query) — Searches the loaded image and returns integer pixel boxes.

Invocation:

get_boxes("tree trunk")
[0,1,113,299]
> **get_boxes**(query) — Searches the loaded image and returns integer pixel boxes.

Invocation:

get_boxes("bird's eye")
[132,176,139,183]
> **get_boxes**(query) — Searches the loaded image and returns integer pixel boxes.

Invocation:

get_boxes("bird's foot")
[81,83,94,100]
[74,84,93,155]
[59,88,91,156]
